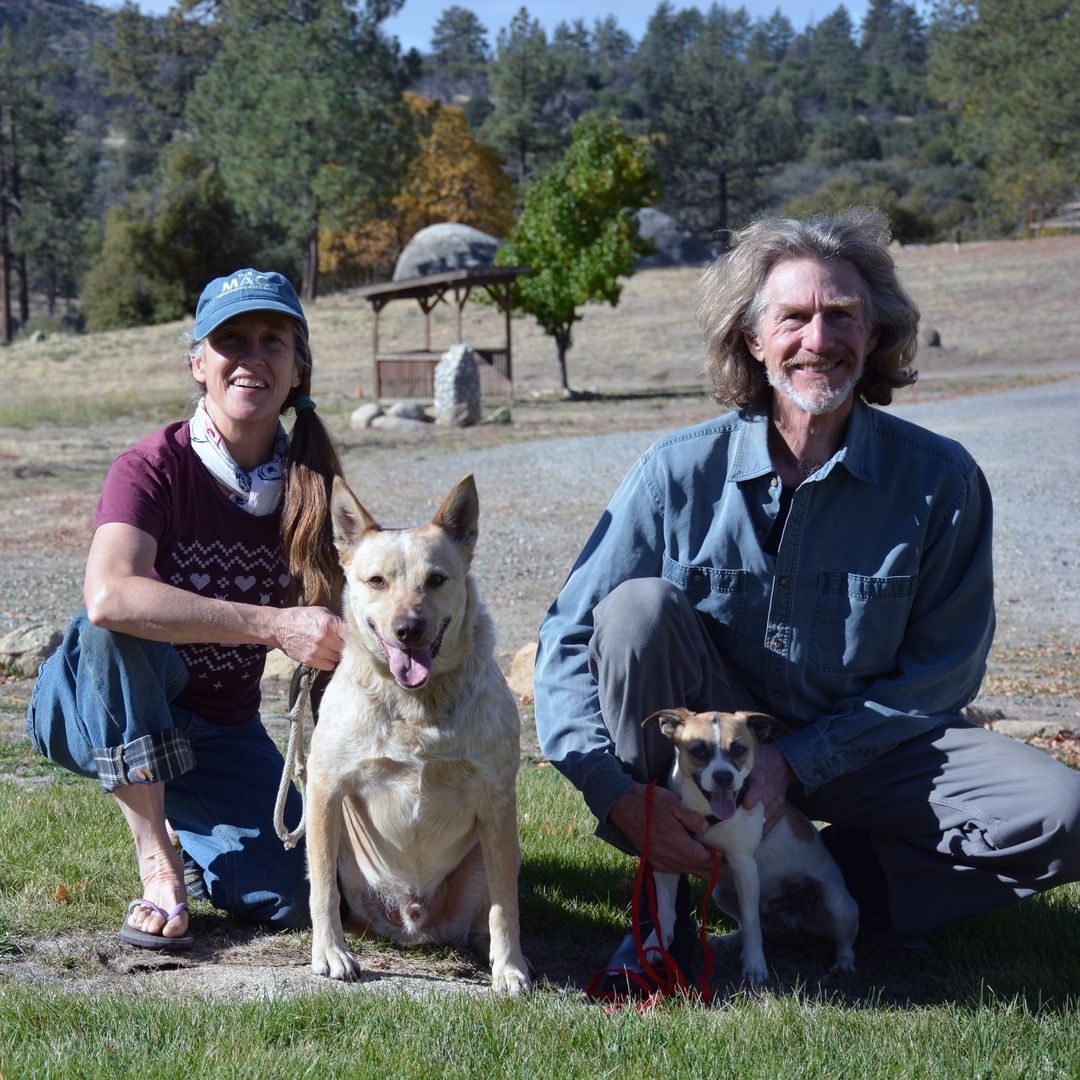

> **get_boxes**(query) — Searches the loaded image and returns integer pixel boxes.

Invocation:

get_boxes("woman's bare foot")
[113,781,190,940]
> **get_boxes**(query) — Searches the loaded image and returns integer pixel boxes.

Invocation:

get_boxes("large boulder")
[635,207,711,268]
[393,223,502,281]
[0,623,61,677]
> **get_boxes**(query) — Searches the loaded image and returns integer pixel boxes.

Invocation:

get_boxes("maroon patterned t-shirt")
[95,421,291,726]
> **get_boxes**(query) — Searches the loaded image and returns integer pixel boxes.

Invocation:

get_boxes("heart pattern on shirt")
[190,573,211,590]
[235,575,256,591]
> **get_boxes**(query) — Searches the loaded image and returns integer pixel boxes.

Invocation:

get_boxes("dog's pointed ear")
[433,474,479,554]
[740,711,776,741]
[643,707,691,739]
[331,476,378,557]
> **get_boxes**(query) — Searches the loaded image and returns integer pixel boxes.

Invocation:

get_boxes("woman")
[26,269,346,949]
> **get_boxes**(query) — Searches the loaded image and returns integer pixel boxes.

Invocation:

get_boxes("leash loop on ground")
[274,665,313,848]
[585,780,722,1010]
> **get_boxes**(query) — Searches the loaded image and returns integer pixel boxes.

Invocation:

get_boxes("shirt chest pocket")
[810,571,917,675]
[662,556,748,655]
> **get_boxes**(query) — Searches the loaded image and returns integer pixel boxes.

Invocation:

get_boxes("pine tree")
[929,0,1079,220]
[860,0,927,115]
[0,21,95,340]
[431,5,489,75]
[480,7,565,184]
[184,0,416,300]
[653,7,799,242]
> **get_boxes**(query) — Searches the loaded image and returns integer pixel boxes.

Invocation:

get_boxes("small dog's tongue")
[387,645,433,688]
[709,790,737,822]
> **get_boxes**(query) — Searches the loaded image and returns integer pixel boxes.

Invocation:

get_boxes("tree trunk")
[16,250,28,326]
[0,236,10,343]
[0,155,10,343]
[716,168,730,250]
[555,328,571,393]
[301,209,319,302]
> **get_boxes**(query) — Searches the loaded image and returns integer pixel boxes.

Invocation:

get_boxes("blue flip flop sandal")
[119,899,194,951]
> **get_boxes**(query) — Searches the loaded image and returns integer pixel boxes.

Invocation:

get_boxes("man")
[534,208,1080,980]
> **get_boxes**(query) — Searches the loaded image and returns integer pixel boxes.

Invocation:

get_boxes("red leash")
[586,780,721,1009]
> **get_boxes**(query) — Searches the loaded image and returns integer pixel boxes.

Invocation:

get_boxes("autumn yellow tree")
[321,95,515,285]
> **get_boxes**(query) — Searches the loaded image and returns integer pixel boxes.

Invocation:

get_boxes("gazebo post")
[372,302,382,398]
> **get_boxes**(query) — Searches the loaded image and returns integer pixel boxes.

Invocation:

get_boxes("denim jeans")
[26,611,309,928]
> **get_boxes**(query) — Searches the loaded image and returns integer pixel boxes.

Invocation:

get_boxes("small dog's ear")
[331,476,378,554]
[643,708,690,739]
[433,474,479,553]
[741,712,775,742]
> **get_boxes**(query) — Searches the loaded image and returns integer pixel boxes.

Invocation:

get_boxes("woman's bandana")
[188,399,287,516]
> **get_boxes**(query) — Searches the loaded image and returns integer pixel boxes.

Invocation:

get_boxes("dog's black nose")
[393,617,427,646]
[710,768,736,790]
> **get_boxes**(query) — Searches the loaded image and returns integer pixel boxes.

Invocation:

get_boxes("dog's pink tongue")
[709,790,737,822]
[387,645,433,688]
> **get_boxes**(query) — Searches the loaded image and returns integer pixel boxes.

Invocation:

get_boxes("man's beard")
[767,360,860,416]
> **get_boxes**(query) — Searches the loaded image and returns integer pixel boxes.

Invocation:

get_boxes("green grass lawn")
[3,756,1079,1078]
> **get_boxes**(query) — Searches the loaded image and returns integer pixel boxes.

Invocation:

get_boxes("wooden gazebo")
[355,266,530,400]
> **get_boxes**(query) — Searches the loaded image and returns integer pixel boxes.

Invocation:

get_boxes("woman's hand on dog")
[608,783,719,879]
[274,607,346,671]
[742,743,795,836]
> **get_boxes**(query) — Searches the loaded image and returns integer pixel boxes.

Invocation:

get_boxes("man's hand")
[741,743,795,835]
[607,783,719,879]
[274,607,346,671]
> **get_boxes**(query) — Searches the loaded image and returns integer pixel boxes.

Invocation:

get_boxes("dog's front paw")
[741,953,770,987]
[311,940,363,982]
[828,954,856,978]
[491,959,532,996]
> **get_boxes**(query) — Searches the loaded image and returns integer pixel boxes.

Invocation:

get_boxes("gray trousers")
[589,578,1080,938]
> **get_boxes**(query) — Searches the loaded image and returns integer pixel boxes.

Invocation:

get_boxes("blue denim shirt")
[534,400,995,825]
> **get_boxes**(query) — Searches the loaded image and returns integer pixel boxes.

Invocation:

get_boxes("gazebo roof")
[354,266,529,309]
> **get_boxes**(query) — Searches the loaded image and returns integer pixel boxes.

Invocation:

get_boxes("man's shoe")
[590,875,702,996]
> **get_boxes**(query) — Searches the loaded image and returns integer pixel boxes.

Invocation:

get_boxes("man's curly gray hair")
[695,206,919,409]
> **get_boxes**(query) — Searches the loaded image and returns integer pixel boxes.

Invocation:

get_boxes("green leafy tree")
[185,0,417,299]
[480,7,564,184]
[496,112,658,393]
[929,0,1080,220]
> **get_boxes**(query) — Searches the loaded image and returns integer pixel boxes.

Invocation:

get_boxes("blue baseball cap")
[193,268,307,340]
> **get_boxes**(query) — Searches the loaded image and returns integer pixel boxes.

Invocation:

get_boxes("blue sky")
[99,1,876,52]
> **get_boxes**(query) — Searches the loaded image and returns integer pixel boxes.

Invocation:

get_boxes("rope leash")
[273,665,313,849]
[585,780,721,1010]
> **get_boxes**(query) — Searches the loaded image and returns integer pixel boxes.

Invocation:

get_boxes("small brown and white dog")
[642,708,858,986]
[305,474,531,995]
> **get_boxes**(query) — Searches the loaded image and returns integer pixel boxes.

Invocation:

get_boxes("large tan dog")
[643,708,858,986]
[305,474,531,994]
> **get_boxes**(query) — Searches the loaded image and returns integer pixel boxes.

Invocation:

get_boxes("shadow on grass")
[517,851,1080,1011]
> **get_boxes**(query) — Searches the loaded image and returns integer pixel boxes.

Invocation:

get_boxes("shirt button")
[779,575,790,588]
[689,568,705,584]
[771,636,784,651]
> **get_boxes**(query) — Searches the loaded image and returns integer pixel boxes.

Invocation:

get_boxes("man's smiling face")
[744,257,879,418]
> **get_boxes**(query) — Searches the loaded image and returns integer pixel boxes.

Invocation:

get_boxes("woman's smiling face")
[191,311,301,456]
